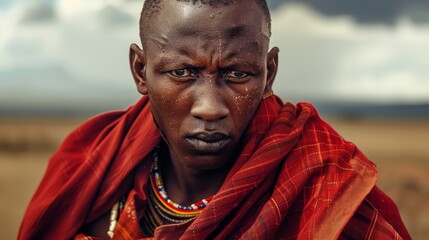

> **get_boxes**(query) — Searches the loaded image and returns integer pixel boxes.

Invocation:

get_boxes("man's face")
[137,1,276,170]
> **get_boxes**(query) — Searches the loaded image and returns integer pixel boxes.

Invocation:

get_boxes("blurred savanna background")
[1,0,428,239]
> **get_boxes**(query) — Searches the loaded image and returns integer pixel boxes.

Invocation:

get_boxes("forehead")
[143,1,269,49]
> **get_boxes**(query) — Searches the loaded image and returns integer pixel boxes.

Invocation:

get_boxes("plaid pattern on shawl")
[19,95,410,239]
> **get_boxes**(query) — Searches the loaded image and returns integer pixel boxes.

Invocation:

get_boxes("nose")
[190,86,229,122]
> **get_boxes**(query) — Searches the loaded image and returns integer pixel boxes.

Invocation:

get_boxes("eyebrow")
[155,55,201,70]
[155,54,260,73]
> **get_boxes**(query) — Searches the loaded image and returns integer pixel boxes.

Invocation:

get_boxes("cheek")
[246,87,263,110]
[148,86,191,135]
[231,86,263,129]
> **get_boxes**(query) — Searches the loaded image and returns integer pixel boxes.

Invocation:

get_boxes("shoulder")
[53,96,152,164]
[284,102,377,177]
[292,102,354,157]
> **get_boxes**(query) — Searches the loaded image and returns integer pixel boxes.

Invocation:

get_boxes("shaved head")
[139,0,271,49]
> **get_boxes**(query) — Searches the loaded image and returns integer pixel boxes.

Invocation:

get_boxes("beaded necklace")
[140,145,214,237]
[151,146,213,212]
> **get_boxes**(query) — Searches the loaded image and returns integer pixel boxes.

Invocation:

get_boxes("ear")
[129,43,148,95]
[265,47,279,92]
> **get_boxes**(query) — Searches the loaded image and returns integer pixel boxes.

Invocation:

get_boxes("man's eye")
[169,69,193,77]
[225,70,248,79]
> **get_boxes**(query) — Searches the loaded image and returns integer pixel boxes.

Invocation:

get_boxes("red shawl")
[19,95,410,239]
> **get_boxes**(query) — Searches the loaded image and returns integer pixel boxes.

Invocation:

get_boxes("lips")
[185,132,232,153]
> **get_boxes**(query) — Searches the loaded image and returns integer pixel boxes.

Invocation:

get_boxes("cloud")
[268,0,429,25]
[334,71,429,103]
[0,65,137,110]
[0,0,143,109]
[0,0,428,111]
[270,3,429,103]
[19,2,56,24]
[96,5,134,27]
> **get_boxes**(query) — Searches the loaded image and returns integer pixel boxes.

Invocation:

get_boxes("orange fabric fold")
[19,95,411,239]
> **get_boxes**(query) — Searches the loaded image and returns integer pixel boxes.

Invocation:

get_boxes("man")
[19,0,410,239]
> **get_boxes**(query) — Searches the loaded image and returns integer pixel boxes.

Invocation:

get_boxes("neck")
[159,144,233,206]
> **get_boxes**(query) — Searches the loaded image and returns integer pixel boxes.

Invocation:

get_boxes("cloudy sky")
[0,0,428,112]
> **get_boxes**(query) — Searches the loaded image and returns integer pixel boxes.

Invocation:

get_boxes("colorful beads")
[150,145,213,213]
[141,145,215,236]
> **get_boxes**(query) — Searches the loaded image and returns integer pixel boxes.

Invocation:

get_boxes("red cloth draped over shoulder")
[19,95,411,239]
[18,96,161,239]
